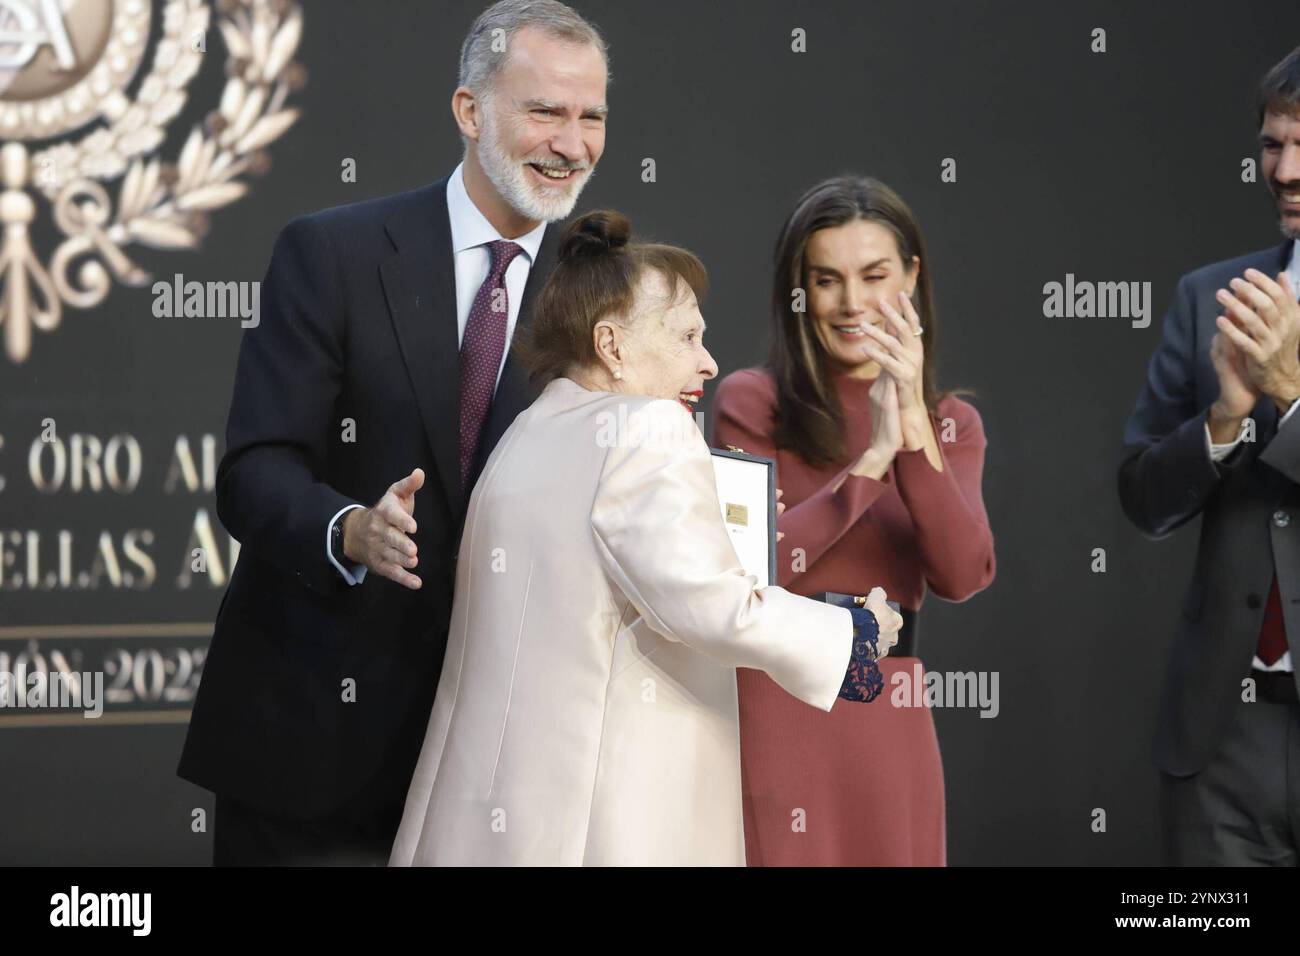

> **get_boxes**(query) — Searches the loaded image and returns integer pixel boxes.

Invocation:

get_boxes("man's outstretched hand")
[343,468,424,589]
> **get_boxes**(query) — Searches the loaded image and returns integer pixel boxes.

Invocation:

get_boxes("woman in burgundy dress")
[711,175,996,866]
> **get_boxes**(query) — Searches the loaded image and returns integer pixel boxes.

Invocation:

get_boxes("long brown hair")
[768,175,972,468]
[516,209,708,387]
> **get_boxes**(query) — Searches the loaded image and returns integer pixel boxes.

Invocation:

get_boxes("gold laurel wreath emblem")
[0,0,305,363]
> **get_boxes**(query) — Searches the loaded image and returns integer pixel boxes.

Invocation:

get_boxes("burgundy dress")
[711,366,996,866]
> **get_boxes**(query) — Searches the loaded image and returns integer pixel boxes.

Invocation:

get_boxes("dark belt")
[812,591,919,658]
[1251,668,1299,705]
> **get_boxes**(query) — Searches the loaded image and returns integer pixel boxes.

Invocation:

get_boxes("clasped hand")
[1211,269,1300,419]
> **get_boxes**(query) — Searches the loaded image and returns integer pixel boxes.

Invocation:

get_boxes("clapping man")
[1119,45,1300,865]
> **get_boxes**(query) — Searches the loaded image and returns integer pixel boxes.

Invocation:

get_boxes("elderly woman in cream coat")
[389,211,901,867]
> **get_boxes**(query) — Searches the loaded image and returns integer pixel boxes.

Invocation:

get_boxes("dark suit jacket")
[177,177,559,819]
[1118,240,1300,777]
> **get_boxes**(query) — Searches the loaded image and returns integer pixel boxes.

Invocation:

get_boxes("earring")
[613,368,622,380]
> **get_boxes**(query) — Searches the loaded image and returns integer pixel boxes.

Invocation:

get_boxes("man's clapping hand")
[1214,269,1300,413]
[342,468,424,590]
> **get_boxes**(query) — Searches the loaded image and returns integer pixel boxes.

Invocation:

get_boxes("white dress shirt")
[328,163,548,584]
[1204,239,1300,671]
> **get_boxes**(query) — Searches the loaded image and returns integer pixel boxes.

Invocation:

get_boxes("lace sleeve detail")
[838,606,884,703]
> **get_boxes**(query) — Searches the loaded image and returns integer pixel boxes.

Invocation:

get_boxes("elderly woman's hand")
[863,586,903,654]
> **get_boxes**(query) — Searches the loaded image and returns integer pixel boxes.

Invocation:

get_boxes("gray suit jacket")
[1118,240,1300,777]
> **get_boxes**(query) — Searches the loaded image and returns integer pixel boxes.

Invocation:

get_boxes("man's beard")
[1273,182,1300,240]
[476,102,591,223]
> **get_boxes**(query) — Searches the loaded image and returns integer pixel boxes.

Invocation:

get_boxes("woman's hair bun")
[558,210,630,263]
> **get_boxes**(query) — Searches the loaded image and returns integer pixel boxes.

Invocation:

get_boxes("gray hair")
[458,0,609,99]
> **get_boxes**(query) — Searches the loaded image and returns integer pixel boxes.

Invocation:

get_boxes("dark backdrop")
[3,0,1297,865]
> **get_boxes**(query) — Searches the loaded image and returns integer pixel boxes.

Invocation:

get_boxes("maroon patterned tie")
[459,239,525,492]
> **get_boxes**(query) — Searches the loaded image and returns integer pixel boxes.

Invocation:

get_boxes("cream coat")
[389,375,853,866]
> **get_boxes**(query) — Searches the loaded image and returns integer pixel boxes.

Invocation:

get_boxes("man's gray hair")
[458,0,609,98]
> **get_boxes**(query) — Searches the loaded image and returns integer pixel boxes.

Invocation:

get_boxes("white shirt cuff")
[1206,398,1300,460]
[1280,396,1300,427]
[1204,421,1243,462]
[327,503,367,585]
